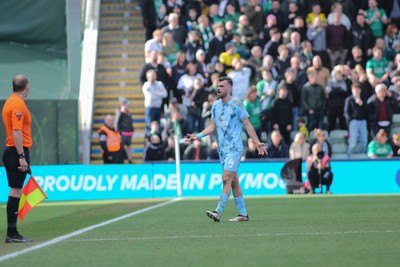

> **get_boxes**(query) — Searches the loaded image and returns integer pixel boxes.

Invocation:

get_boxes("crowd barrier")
[1,159,399,202]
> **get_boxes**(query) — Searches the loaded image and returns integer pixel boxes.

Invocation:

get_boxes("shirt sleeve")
[11,103,26,130]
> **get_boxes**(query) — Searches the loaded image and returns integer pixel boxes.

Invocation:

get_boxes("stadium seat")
[392,127,400,134]
[290,131,297,140]
[351,153,369,159]
[392,114,400,128]
[331,143,348,154]
[329,130,348,144]
[331,153,348,159]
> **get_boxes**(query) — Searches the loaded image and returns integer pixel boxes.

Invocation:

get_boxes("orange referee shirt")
[2,94,32,148]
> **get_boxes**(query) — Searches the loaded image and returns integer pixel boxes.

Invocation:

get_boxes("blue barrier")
[1,160,399,202]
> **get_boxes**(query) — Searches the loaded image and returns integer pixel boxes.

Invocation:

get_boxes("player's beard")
[217,90,227,99]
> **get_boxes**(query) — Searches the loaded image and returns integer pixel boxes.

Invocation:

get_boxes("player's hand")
[256,142,268,155]
[184,134,198,144]
[18,158,29,172]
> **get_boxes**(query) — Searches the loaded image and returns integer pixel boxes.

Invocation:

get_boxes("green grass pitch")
[0,195,399,267]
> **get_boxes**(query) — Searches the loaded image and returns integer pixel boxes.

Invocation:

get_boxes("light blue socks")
[234,195,247,216]
[215,193,229,214]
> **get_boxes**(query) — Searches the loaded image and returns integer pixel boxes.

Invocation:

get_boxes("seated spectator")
[228,59,251,100]
[390,133,400,157]
[266,130,289,158]
[244,138,267,160]
[183,139,208,160]
[165,135,176,161]
[344,83,368,158]
[306,143,333,194]
[289,132,311,160]
[144,134,166,162]
[367,129,393,158]
[309,129,332,157]
[270,85,293,144]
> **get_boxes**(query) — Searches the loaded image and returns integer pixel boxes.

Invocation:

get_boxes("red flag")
[18,176,47,222]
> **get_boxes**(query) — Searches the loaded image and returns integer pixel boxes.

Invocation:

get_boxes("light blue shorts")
[220,152,242,173]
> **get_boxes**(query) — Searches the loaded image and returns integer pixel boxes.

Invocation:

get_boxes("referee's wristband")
[196,133,204,139]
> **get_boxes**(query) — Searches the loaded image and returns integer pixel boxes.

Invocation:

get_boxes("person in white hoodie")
[142,69,168,133]
[228,58,251,100]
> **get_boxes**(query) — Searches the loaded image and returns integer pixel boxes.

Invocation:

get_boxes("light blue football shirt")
[211,97,249,158]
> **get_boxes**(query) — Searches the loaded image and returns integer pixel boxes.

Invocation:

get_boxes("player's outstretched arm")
[184,119,216,144]
[243,118,268,155]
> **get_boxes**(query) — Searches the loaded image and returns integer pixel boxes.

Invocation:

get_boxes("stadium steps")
[90,0,146,164]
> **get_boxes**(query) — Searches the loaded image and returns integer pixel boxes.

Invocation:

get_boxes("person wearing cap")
[219,42,240,74]
[117,97,134,163]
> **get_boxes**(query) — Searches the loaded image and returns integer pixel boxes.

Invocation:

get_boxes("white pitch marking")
[0,198,181,263]
[67,229,400,242]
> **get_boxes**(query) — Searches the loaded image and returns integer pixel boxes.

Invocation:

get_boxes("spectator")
[171,51,188,101]
[367,83,397,137]
[162,31,180,65]
[326,11,349,69]
[326,67,349,132]
[139,0,156,41]
[98,115,124,164]
[310,128,332,157]
[224,20,235,41]
[209,4,223,25]
[388,76,400,113]
[196,15,214,54]
[344,83,369,158]
[287,55,308,91]
[165,135,176,161]
[266,130,290,158]
[256,68,277,134]
[247,45,263,83]
[270,85,293,144]
[283,1,301,29]
[144,29,163,62]
[367,129,393,158]
[195,49,208,79]
[286,31,302,56]
[223,2,241,26]
[327,2,352,30]
[262,27,281,60]
[139,51,169,87]
[364,0,389,38]
[144,134,166,161]
[184,31,202,64]
[244,0,264,34]
[301,67,326,130]
[353,64,375,103]
[290,16,307,42]
[183,7,198,32]
[208,23,228,65]
[351,13,374,59]
[145,120,163,145]
[162,13,187,49]
[177,63,206,109]
[289,132,311,160]
[219,43,241,74]
[231,31,251,59]
[306,143,333,194]
[282,69,301,130]
[243,86,263,141]
[390,133,400,157]
[307,17,329,69]
[237,14,259,47]
[162,109,189,144]
[142,69,168,132]
[299,40,313,70]
[388,53,400,79]
[155,4,168,29]
[261,14,278,46]
[117,97,134,163]
[306,3,327,28]
[297,117,309,141]
[275,44,290,81]
[260,54,279,80]
[244,138,267,159]
[347,46,367,69]
[183,139,208,160]
[312,55,331,89]
[188,77,209,133]
[265,0,285,33]
[228,59,252,100]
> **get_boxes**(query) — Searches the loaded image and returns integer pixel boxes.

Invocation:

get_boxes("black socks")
[6,196,20,236]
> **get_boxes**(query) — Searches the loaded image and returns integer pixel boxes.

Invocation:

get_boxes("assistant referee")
[2,75,33,243]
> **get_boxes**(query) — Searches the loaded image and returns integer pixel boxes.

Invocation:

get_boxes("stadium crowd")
[139,0,400,162]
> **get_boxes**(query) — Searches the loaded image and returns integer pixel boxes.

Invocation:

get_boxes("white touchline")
[0,198,181,263]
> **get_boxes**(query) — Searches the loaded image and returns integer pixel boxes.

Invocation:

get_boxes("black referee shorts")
[2,147,30,189]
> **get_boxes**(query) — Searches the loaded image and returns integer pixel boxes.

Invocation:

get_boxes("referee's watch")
[18,152,25,159]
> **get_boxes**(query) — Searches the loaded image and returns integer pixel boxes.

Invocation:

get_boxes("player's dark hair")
[218,76,233,87]
[12,75,29,92]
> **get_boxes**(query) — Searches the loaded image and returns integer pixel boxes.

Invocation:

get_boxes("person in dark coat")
[144,134,166,162]
[269,85,293,144]
[266,130,289,158]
